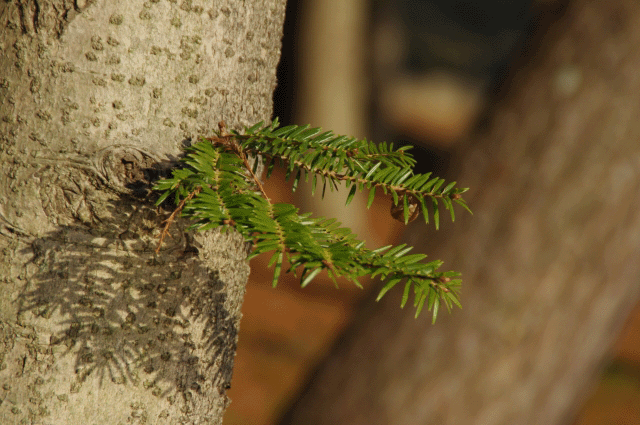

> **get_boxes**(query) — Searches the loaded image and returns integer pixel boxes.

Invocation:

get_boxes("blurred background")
[223,0,640,424]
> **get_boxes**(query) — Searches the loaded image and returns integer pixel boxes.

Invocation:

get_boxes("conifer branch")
[154,119,471,321]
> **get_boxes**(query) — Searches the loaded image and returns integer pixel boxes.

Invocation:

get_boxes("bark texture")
[0,1,285,423]
[282,0,640,424]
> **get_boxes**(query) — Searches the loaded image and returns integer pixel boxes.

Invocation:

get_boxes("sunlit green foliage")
[154,119,470,322]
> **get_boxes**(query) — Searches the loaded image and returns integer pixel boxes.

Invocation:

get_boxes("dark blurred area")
[224,1,640,424]
[272,0,300,128]
[390,0,531,83]
[274,0,535,173]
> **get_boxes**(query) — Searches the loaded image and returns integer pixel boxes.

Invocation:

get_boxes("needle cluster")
[154,119,471,321]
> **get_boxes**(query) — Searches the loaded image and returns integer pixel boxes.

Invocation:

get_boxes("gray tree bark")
[0,1,284,423]
[282,0,640,424]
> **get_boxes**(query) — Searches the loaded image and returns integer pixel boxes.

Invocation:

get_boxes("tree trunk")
[281,0,640,424]
[0,1,284,423]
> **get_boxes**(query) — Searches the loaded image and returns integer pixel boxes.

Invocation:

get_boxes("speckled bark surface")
[0,1,285,423]
[282,1,640,424]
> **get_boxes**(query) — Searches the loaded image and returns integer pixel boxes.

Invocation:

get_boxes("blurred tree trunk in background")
[281,0,640,424]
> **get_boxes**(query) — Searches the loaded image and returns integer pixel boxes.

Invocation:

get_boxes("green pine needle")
[153,119,470,321]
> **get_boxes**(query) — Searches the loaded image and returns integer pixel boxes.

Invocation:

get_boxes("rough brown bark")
[0,1,284,423]
[281,0,640,424]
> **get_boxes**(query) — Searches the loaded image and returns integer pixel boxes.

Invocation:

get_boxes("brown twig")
[155,187,201,253]
[237,144,270,201]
